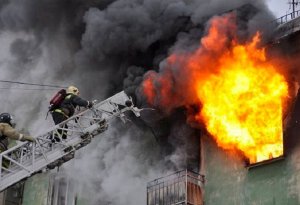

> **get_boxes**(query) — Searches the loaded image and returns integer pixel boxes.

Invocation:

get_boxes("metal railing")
[267,10,300,39]
[147,170,205,205]
[275,10,300,25]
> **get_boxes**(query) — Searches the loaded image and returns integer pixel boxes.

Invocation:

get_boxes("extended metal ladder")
[0,91,141,192]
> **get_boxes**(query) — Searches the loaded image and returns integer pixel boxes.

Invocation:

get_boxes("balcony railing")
[269,10,300,39]
[275,10,300,25]
[147,170,205,205]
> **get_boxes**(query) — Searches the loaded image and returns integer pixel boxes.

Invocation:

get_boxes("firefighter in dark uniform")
[51,85,93,140]
[0,113,35,168]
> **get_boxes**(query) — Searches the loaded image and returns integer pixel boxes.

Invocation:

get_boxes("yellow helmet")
[66,85,80,95]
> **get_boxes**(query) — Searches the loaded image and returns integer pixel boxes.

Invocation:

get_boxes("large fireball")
[142,14,289,164]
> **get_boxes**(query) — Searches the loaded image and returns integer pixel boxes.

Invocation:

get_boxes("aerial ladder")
[0,91,141,192]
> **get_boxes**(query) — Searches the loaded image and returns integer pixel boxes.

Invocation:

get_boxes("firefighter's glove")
[19,134,36,143]
[87,101,94,109]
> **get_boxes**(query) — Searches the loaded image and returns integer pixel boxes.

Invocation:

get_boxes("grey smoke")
[0,0,278,204]
[65,122,171,204]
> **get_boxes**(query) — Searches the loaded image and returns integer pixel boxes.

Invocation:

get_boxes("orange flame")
[142,14,289,164]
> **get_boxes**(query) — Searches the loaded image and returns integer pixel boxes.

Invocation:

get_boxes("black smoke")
[0,0,277,204]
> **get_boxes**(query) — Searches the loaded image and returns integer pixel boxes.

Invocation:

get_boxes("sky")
[267,0,299,17]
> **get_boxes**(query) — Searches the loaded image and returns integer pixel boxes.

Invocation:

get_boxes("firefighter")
[0,113,36,168]
[51,85,93,141]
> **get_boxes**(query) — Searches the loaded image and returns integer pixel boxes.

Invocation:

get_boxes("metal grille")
[147,170,204,205]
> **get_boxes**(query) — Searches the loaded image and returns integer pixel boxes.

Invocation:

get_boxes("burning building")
[142,4,300,205]
[142,13,289,166]
[1,0,300,205]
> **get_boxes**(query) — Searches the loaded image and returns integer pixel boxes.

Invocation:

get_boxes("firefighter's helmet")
[66,85,79,95]
[0,113,16,127]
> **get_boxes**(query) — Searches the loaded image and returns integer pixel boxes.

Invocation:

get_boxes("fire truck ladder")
[0,91,141,192]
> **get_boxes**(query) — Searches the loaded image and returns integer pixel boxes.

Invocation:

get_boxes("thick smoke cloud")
[0,0,277,204]
[65,122,171,204]
[78,0,275,95]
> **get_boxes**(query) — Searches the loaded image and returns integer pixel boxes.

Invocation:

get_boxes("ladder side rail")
[38,90,130,134]
[0,91,139,191]
[0,148,73,191]
[0,116,89,186]
[0,100,129,175]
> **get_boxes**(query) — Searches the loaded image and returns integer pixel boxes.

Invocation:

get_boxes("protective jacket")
[55,94,90,117]
[0,123,24,151]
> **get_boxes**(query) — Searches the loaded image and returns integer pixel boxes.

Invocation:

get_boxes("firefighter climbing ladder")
[0,91,141,192]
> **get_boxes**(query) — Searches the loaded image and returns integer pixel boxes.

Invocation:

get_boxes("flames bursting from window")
[142,14,289,164]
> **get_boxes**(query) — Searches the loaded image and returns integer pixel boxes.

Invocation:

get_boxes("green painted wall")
[21,172,92,205]
[75,197,90,205]
[201,31,300,205]
[22,173,51,205]
[202,134,300,205]
[201,88,300,205]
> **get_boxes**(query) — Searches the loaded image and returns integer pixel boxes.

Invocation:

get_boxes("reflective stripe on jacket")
[53,109,70,119]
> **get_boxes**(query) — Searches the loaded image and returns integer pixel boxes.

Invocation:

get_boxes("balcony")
[147,170,205,205]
